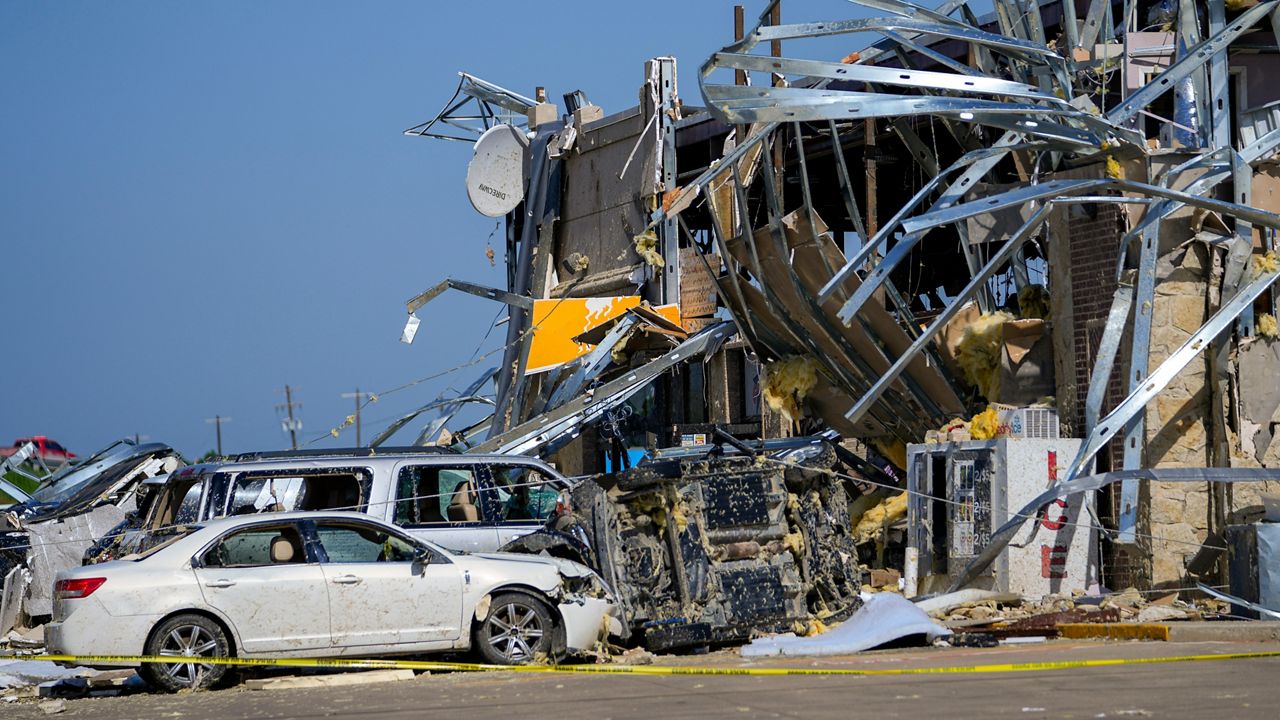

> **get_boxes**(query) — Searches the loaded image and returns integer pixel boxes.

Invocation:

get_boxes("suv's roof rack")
[229,446,457,462]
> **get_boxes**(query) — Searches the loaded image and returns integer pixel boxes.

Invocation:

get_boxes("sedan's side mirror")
[414,546,436,565]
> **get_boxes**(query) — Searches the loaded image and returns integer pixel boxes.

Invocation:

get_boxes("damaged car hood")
[470,551,597,579]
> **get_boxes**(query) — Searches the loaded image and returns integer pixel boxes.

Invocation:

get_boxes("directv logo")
[478,183,507,201]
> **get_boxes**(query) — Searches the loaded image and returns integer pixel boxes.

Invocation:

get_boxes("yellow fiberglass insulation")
[1254,250,1279,278]
[1258,313,1279,339]
[870,437,908,471]
[853,492,907,545]
[792,617,831,637]
[783,531,805,557]
[763,356,820,422]
[956,310,1014,400]
[1018,284,1050,319]
[1105,155,1124,179]
[633,230,665,268]
[610,334,630,365]
[969,406,1000,440]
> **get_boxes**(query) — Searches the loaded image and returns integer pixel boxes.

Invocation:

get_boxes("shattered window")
[315,523,418,563]
[127,528,196,561]
[173,482,203,525]
[224,469,370,517]
[203,525,306,567]
[393,465,477,525]
[486,465,560,523]
[148,479,203,530]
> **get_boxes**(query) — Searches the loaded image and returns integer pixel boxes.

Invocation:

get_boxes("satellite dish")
[466,124,527,217]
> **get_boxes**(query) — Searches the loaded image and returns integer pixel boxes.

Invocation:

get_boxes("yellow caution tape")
[16,650,1280,677]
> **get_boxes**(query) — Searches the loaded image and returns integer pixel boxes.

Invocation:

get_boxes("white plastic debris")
[912,588,1022,616]
[742,592,951,657]
[0,661,90,690]
[400,312,421,344]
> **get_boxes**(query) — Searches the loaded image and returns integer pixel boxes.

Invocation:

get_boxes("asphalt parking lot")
[6,639,1280,720]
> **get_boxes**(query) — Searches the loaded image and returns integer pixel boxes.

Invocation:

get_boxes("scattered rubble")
[1,440,182,635]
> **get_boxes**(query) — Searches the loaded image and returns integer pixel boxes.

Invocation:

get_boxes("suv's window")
[174,482,204,524]
[315,523,418,563]
[148,479,202,529]
[224,469,370,517]
[487,465,560,523]
[394,466,478,525]
[202,525,305,567]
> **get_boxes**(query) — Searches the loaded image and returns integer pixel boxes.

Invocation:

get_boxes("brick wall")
[1061,201,1150,589]
[1065,203,1130,468]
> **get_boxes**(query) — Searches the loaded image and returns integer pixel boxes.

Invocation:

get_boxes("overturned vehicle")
[0,439,183,635]
[503,437,866,651]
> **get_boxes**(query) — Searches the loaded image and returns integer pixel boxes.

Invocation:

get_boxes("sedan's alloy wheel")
[141,613,230,692]
[157,623,220,685]
[487,601,545,661]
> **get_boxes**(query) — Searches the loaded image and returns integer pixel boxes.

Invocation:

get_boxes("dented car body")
[48,511,617,690]
[503,438,863,650]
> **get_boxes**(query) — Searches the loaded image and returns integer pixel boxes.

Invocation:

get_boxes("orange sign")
[525,297,680,374]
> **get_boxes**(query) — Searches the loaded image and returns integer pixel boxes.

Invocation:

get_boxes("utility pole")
[276,385,302,450]
[204,416,230,456]
[340,388,370,447]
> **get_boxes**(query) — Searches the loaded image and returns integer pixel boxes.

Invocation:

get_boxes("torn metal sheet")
[404,278,534,316]
[471,322,733,456]
[541,316,638,412]
[404,72,536,142]
[1199,583,1280,621]
[708,53,1065,105]
[0,443,36,505]
[372,375,494,447]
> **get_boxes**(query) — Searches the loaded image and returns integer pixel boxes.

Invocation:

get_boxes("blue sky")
[0,1,994,459]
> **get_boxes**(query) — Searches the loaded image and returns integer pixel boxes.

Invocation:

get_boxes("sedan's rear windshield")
[124,526,198,561]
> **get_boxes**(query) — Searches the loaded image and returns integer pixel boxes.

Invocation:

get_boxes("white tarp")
[742,592,951,657]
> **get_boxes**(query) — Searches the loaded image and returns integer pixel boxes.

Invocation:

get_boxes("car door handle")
[331,574,361,585]
[204,579,236,588]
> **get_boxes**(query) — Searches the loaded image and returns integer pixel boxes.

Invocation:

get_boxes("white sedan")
[46,511,618,691]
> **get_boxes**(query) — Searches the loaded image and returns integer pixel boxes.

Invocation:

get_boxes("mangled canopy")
[641,0,1280,493]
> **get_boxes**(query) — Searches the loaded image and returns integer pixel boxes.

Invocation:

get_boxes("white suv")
[92,448,572,560]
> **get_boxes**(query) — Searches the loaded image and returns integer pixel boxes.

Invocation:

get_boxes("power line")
[339,388,372,447]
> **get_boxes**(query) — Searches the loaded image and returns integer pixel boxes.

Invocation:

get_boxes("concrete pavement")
[6,640,1280,719]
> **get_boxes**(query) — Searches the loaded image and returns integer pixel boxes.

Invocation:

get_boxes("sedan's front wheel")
[475,592,554,664]
[141,613,231,692]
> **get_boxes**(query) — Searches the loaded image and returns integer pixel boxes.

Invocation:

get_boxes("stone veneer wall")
[1143,243,1214,587]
